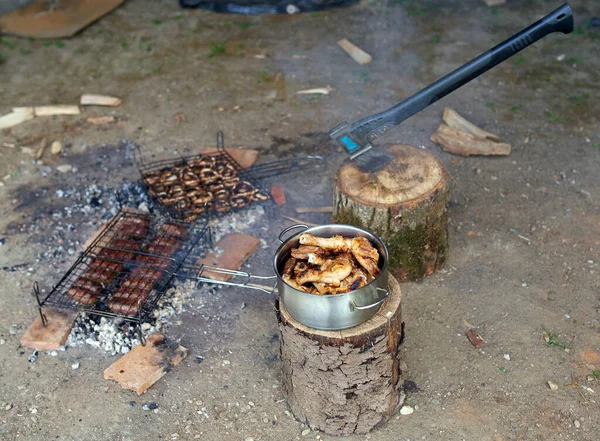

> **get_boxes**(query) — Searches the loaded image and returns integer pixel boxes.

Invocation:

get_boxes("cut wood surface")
[443,107,500,142]
[431,123,511,156]
[334,144,449,281]
[0,107,35,130]
[104,333,188,395]
[0,0,126,39]
[81,94,122,107]
[338,38,372,65]
[279,275,404,436]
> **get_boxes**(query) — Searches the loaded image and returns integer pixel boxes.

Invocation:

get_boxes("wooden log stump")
[333,144,449,281]
[278,275,404,436]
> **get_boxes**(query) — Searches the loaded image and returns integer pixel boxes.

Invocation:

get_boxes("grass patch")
[510,105,523,112]
[258,69,271,82]
[432,35,441,45]
[544,111,565,123]
[121,40,128,48]
[208,42,226,59]
[569,91,589,105]
[152,19,162,25]
[44,40,63,48]
[354,69,370,83]
[0,37,16,49]
[592,370,600,379]
[541,325,567,348]
[19,48,31,55]
[485,102,496,109]
[512,55,528,65]
[237,22,257,29]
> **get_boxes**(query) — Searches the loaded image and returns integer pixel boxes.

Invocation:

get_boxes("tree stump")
[278,275,404,436]
[333,144,449,282]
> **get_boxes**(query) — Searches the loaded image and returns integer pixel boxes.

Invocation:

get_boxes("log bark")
[278,275,404,436]
[333,144,449,281]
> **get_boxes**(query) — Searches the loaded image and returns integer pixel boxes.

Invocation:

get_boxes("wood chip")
[296,206,333,214]
[35,138,48,160]
[87,116,115,125]
[442,108,500,142]
[296,86,334,95]
[50,141,63,155]
[431,124,511,157]
[337,39,372,65]
[80,94,122,107]
[0,107,35,130]
[465,328,483,349]
[32,105,80,116]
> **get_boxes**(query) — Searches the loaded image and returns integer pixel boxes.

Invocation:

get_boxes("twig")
[518,234,531,243]
[295,206,333,214]
[35,138,48,160]
[281,215,319,227]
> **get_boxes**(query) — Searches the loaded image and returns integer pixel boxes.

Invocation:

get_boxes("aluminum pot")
[273,224,389,330]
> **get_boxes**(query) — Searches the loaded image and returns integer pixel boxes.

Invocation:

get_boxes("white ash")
[210,205,267,243]
[66,280,197,355]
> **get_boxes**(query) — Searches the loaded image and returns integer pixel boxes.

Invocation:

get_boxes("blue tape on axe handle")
[340,136,359,152]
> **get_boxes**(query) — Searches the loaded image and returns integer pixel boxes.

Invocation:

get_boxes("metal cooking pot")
[194,224,389,330]
[273,224,389,330]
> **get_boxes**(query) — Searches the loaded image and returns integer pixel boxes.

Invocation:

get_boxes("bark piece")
[103,333,188,395]
[442,107,500,142]
[196,232,259,282]
[431,124,511,157]
[271,185,286,205]
[279,275,404,436]
[334,144,449,281]
[0,0,126,39]
[465,328,483,349]
[338,39,372,65]
[21,308,79,351]
[0,107,35,130]
[81,94,122,107]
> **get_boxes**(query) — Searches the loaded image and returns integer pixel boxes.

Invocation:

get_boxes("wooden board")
[0,0,125,39]
[103,333,188,395]
[278,275,404,436]
[21,308,79,351]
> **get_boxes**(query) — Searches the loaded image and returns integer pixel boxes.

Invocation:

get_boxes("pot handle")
[278,224,309,244]
[350,287,389,311]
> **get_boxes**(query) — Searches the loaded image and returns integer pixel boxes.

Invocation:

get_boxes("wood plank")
[0,107,35,130]
[442,107,500,142]
[32,105,80,116]
[21,308,79,351]
[196,233,260,282]
[103,333,188,395]
[337,39,372,65]
[430,123,511,156]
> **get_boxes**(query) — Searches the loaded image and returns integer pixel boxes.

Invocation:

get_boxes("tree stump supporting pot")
[278,275,404,436]
[333,144,449,282]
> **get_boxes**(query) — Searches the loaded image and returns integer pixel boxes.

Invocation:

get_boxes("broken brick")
[21,308,79,351]
[271,185,286,206]
[196,232,260,282]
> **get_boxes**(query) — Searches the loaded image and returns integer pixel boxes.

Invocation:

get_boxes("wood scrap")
[35,138,48,159]
[80,94,122,107]
[337,39,372,65]
[296,206,333,214]
[2,143,16,149]
[465,328,483,349]
[296,86,334,95]
[443,107,500,142]
[431,124,511,157]
[87,116,116,125]
[0,107,35,130]
[33,105,80,116]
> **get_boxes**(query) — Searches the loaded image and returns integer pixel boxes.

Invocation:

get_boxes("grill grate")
[37,210,211,325]
[133,132,272,222]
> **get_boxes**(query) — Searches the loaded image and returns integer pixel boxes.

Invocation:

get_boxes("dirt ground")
[1,0,599,440]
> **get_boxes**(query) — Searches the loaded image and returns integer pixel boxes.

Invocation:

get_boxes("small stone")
[301,428,311,436]
[56,164,73,173]
[548,381,559,391]
[556,54,565,61]
[50,350,58,356]
[400,405,414,415]
[574,420,580,428]
[223,360,231,365]
[248,401,255,407]
[129,401,136,407]
[28,350,38,363]
[50,141,63,155]
[0,339,5,345]
[521,282,527,287]
[503,354,510,361]
[244,438,254,441]
[71,362,80,370]
[138,202,150,213]
[141,323,152,332]
[30,408,37,414]
[9,324,18,335]
[142,402,158,411]
[5,404,12,411]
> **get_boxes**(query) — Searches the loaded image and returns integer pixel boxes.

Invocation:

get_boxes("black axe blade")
[330,2,574,174]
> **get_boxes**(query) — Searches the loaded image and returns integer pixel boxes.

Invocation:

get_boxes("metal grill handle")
[195,266,277,294]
